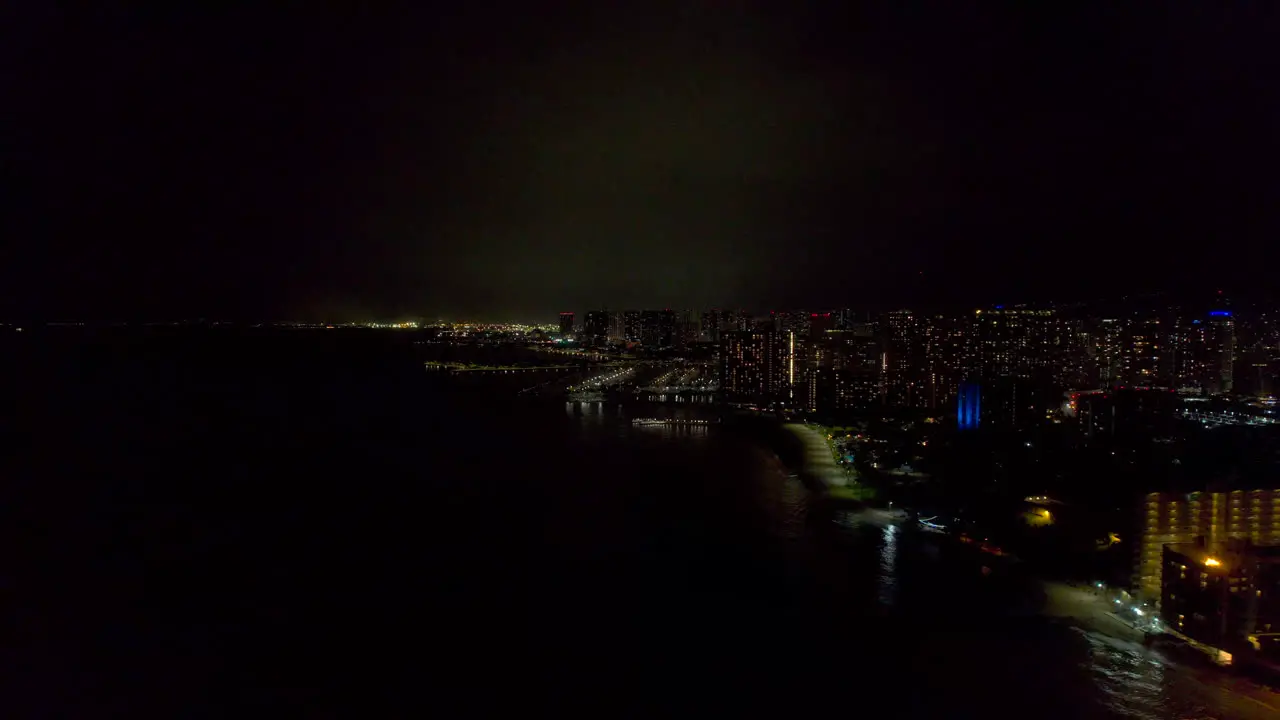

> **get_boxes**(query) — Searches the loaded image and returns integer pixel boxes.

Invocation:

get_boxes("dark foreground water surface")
[4,332,1277,716]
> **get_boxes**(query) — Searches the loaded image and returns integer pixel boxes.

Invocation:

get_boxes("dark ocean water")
[3,331,1277,716]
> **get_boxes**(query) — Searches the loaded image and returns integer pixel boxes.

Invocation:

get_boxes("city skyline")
[7,287,1264,327]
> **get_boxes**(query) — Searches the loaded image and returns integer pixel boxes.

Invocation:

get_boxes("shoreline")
[781,422,854,490]
[756,421,1280,709]
[1038,580,1149,643]
[776,423,1154,646]
[758,419,1280,707]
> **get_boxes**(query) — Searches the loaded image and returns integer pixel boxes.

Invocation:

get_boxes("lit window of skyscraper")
[583,311,611,347]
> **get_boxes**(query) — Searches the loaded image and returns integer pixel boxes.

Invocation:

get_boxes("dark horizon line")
[3,289,1265,328]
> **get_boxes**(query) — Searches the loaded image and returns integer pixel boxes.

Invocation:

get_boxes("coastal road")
[784,423,848,488]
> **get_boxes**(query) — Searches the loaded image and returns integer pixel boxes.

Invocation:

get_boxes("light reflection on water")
[773,466,807,540]
[556,410,1280,719]
[878,523,898,607]
[770,473,1280,718]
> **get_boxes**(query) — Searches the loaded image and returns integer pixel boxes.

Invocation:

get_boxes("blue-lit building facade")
[1208,310,1235,394]
[957,382,981,430]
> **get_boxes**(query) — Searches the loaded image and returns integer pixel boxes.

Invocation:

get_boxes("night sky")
[7,4,1280,321]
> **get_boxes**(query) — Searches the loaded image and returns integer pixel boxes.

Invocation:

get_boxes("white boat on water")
[917,515,950,534]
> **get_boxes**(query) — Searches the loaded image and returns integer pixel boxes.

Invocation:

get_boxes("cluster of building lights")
[440,322,553,334]
[364,322,419,329]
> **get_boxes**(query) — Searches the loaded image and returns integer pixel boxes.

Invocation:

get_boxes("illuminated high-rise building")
[924,314,973,409]
[884,310,927,406]
[623,311,642,343]
[833,370,880,410]
[719,328,794,403]
[1160,539,1280,661]
[719,330,768,401]
[1169,316,1214,392]
[1166,316,1191,388]
[583,311,611,347]
[808,312,835,338]
[796,331,830,407]
[1121,315,1163,385]
[1208,311,1235,393]
[835,308,862,331]
[1238,346,1273,398]
[973,308,1059,381]
[558,312,575,336]
[1135,489,1280,601]
[765,328,795,402]
[1165,304,1236,394]
[700,309,724,343]
[677,309,700,348]
[956,383,981,430]
[786,310,812,338]
[1055,317,1091,389]
[1093,318,1126,388]
[805,368,881,413]
[824,327,880,373]
[640,309,676,348]
[964,307,1062,426]
[980,375,1054,429]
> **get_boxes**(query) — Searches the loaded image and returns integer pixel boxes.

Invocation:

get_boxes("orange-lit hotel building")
[1136,490,1280,600]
